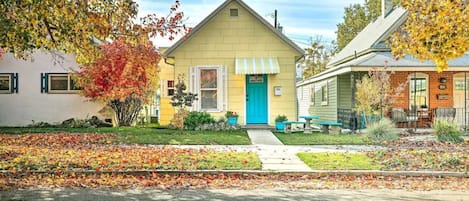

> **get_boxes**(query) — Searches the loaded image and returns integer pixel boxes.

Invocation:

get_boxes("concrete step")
[242,124,275,131]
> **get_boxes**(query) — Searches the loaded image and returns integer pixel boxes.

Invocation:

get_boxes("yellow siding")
[165,1,301,125]
[158,48,175,126]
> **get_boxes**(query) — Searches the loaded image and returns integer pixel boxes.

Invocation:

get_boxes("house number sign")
[249,75,264,83]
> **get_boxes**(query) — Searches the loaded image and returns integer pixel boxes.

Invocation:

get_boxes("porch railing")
[337,108,361,130]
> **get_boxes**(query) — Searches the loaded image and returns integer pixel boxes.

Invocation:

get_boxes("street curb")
[1,170,468,178]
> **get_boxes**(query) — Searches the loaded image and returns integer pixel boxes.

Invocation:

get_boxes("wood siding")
[338,73,353,109]
[164,1,300,125]
[308,77,338,122]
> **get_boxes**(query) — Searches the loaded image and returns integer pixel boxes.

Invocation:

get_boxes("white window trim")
[48,73,79,94]
[408,73,429,110]
[321,82,328,106]
[193,66,225,112]
[0,74,11,94]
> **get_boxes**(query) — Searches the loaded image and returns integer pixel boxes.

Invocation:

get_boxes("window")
[191,66,226,112]
[200,69,218,110]
[0,73,18,94]
[310,85,315,105]
[230,8,239,17]
[321,83,328,105]
[409,74,429,111]
[167,80,175,96]
[0,74,10,93]
[48,74,81,93]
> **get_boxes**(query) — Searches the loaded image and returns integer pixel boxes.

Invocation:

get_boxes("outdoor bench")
[283,121,305,133]
[316,121,343,134]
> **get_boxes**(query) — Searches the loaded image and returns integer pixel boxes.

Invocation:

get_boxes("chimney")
[382,0,393,18]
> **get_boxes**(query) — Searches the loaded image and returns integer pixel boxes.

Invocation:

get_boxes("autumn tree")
[78,40,159,127]
[0,0,188,64]
[390,0,469,72]
[336,0,399,51]
[355,66,406,125]
[302,37,335,79]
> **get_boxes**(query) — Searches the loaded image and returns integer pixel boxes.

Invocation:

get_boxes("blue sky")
[135,0,364,48]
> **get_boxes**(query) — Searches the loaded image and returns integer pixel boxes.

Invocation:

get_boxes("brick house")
[296,0,469,130]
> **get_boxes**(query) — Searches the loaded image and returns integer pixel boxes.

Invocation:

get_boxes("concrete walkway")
[247,130,311,171]
[246,130,283,145]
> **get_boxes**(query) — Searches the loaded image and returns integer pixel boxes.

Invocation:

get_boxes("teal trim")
[246,74,268,124]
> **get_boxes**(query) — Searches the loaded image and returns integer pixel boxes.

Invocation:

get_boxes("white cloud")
[136,0,365,47]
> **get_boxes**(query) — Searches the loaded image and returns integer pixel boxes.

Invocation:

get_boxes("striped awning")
[235,57,280,75]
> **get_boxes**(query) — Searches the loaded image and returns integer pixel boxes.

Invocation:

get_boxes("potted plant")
[225,111,239,125]
[275,115,288,130]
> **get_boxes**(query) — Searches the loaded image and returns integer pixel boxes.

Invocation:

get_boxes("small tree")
[170,74,198,129]
[78,40,159,127]
[355,66,406,125]
[302,37,335,79]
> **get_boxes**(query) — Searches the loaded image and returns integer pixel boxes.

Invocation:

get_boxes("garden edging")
[1,169,468,178]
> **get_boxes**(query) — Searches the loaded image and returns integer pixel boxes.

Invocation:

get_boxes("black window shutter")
[10,73,18,93]
[41,73,48,93]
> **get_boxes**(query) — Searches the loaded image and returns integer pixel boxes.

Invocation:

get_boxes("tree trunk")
[108,95,143,127]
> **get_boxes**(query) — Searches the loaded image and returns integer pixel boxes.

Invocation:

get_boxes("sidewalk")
[245,130,376,171]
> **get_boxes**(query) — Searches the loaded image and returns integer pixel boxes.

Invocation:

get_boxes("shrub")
[225,111,239,118]
[363,118,399,143]
[433,118,463,143]
[170,110,189,130]
[275,115,288,122]
[184,111,216,130]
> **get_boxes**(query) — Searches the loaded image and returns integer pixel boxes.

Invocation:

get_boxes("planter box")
[275,121,285,131]
[227,117,238,125]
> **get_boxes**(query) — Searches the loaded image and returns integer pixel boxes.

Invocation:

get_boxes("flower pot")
[227,117,238,125]
[276,121,285,131]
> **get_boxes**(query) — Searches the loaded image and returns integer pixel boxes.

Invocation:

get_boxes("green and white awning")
[235,57,280,75]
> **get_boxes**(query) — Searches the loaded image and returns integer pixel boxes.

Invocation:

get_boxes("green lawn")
[0,127,251,145]
[297,152,382,170]
[274,133,371,145]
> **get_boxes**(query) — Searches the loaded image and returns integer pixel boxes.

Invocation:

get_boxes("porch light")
[439,77,447,83]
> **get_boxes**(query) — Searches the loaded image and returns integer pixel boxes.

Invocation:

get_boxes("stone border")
[1,170,468,178]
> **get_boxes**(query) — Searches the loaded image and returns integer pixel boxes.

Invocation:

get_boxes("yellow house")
[161,0,304,126]
[157,47,175,126]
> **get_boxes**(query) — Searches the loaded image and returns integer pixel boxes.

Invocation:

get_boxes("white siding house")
[0,51,105,126]
[297,84,312,121]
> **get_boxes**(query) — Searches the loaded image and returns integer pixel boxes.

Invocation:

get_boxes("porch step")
[242,124,275,131]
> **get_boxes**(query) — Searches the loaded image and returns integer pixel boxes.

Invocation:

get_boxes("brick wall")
[390,71,456,110]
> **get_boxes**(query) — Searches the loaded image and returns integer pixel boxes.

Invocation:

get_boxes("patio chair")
[433,108,456,120]
[391,108,417,128]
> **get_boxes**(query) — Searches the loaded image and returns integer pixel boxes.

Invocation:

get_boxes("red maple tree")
[76,1,188,127]
[78,40,160,126]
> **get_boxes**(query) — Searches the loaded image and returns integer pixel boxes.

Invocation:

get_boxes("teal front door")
[246,74,268,124]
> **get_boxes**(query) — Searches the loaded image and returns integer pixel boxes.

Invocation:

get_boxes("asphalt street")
[1,188,468,201]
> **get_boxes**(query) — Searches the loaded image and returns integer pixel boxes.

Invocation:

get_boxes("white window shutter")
[160,79,167,97]
[189,66,198,111]
[222,66,228,112]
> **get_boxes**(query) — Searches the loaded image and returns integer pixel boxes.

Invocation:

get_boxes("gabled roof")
[164,0,304,57]
[328,7,407,67]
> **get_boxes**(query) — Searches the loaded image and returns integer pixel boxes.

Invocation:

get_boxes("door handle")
[246,94,249,101]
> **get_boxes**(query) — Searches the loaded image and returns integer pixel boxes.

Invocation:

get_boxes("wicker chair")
[391,108,417,127]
